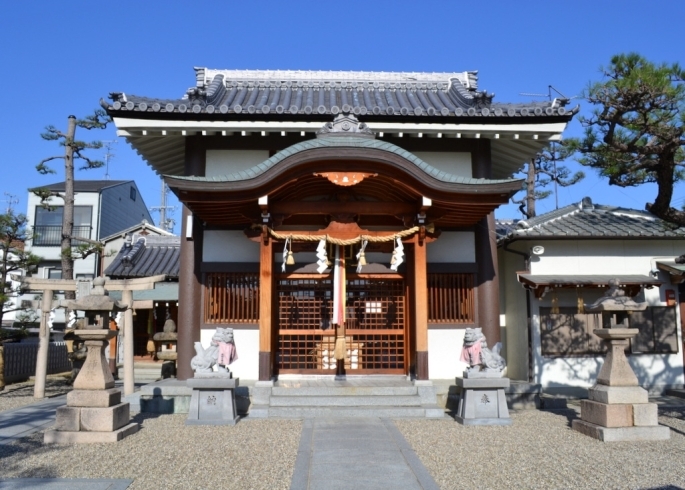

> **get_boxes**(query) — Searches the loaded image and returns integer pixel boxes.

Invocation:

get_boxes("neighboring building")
[105,67,575,381]
[105,234,180,358]
[26,180,153,280]
[100,220,174,274]
[24,180,153,328]
[498,197,685,396]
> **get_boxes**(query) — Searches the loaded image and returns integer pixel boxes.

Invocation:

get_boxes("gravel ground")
[0,414,302,490]
[0,377,72,412]
[395,407,685,490]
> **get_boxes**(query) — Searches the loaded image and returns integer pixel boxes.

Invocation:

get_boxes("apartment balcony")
[33,225,92,246]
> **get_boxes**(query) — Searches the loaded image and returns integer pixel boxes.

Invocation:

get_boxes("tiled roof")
[104,68,576,120]
[169,136,520,185]
[498,197,685,241]
[34,180,131,193]
[105,235,180,279]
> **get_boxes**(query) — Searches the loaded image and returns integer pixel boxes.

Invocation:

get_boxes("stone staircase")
[250,377,445,419]
[117,362,163,383]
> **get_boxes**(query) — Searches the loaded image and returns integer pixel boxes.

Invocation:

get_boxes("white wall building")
[499,197,685,395]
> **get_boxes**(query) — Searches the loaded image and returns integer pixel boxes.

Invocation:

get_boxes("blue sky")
[2,0,684,231]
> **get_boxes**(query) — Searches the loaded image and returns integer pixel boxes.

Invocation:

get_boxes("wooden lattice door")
[276,275,407,374]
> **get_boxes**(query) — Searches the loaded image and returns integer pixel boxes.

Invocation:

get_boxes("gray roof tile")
[105,235,180,279]
[104,68,576,120]
[498,197,685,241]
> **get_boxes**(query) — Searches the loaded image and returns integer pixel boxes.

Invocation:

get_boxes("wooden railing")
[427,273,475,323]
[204,273,259,323]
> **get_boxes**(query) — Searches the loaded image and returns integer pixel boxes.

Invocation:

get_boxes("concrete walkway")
[289,418,439,490]
[0,395,66,446]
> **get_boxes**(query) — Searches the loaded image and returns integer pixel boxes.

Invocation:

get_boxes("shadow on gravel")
[642,486,684,490]
[658,407,685,437]
[540,408,579,428]
[0,435,60,478]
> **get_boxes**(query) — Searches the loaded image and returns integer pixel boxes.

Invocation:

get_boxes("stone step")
[269,395,423,407]
[271,386,417,397]
[665,388,685,400]
[267,406,432,418]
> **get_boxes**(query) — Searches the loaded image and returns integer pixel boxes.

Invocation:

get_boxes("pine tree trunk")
[526,159,536,218]
[62,115,76,301]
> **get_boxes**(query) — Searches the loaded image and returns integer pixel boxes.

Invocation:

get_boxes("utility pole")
[1,192,19,213]
[149,179,176,233]
[102,140,117,180]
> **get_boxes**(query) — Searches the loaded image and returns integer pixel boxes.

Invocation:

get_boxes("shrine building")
[103,68,575,381]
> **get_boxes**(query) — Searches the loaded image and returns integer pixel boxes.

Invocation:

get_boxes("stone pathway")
[0,395,66,446]
[289,418,439,490]
[0,478,132,489]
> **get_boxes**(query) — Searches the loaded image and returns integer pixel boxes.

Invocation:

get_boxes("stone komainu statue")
[190,327,238,374]
[460,327,506,377]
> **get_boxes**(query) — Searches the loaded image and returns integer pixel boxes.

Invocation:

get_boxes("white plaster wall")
[523,239,685,393]
[203,230,259,262]
[200,328,259,380]
[498,248,529,381]
[427,232,475,263]
[205,150,270,178]
[428,329,469,379]
[413,152,472,178]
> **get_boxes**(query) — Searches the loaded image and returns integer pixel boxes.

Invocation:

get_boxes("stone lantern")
[572,279,670,442]
[45,277,140,443]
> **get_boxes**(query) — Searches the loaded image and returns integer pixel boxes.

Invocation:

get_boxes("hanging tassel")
[551,289,559,315]
[356,239,368,273]
[577,289,585,314]
[390,237,404,271]
[286,236,295,265]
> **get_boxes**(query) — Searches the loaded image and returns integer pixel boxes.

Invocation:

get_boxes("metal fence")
[1,341,71,383]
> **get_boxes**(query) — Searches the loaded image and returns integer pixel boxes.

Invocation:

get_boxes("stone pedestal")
[454,377,512,426]
[45,330,139,444]
[186,374,240,425]
[572,328,670,442]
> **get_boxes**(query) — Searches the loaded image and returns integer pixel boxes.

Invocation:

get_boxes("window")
[540,308,604,356]
[48,268,62,279]
[204,273,259,323]
[34,206,92,246]
[130,186,136,201]
[629,306,678,354]
[540,306,679,356]
[427,273,475,323]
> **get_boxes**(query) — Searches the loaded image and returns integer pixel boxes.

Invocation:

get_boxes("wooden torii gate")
[21,275,166,398]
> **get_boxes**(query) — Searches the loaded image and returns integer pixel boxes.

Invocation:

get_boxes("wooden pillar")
[471,138,501,345]
[122,289,135,395]
[34,289,53,399]
[177,205,203,380]
[259,236,273,381]
[475,213,501,345]
[177,136,205,380]
[413,239,429,380]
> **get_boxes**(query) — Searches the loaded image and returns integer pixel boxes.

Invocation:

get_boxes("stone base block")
[455,416,512,426]
[572,419,670,442]
[140,395,191,414]
[455,378,511,426]
[81,403,130,432]
[44,422,139,444]
[55,406,81,432]
[588,385,648,405]
[633,403,659,426]
[580,400,633,427]
[186,378,240,426]
[67,388,121,408]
